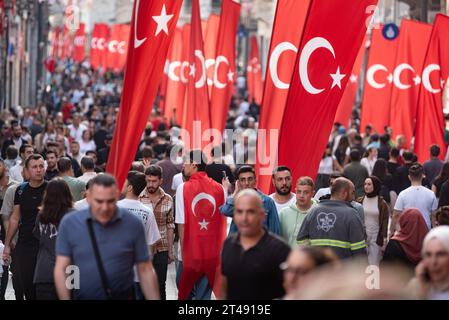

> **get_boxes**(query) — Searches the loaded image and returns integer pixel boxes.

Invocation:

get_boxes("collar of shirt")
[86,206,123,225]
[231,227,269,250]
[140,187,167,204]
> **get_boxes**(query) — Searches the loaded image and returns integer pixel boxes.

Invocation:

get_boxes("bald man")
[297,178,367,260]
[221,189,290,300]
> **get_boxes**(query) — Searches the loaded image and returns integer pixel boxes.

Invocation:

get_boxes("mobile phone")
[424,269,431,282]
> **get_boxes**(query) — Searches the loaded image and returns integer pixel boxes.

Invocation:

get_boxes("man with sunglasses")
[220,165,280,235]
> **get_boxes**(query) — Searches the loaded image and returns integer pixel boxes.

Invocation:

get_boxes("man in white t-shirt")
[269,166,296,214]
[392,163,438,234]
[118,171,161,300]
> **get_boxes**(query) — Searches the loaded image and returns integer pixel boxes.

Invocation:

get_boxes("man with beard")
[44,151,59,181]
[269,166,296,214]
[139,165,174,300]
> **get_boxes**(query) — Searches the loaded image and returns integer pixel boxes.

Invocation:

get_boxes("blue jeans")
[176,261,212,300]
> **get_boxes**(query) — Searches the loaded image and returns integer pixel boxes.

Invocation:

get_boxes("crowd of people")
[0,59,449,300]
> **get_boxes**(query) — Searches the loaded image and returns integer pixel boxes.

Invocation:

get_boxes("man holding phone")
[220,166,280,235]
[205,146,234,185]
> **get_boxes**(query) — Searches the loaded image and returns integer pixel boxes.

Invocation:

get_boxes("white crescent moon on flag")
[91,37,98,49]
[191,193,216,218]
[393,63,414,90]
[206,59,215,86]
[422,64,441,94]
[97,38,106,50]
[168,61,181,81]
[299,37,335,95]
[118,41,126,55]
[366,64,388,89]
[108,40,118,53]
[194,50,207,88]
[134,0,147,48]
[269,42,298,90]
[214,55,229,89]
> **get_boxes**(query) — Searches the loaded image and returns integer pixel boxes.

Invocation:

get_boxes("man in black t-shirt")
[2,154,47,300]
[221,189,290,300]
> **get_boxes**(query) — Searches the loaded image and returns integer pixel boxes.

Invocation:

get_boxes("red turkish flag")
[90,23,109,70]
[106,0,182,188]
[278,0,378,185]
[183,0,211,149]
[52,27,61,58]
[178,172,226,300]
[163,28,185,123]
[389,20,432,149]
[204,14,220,99]
[178,25,191,127]
[107,24,130,72]
[209,0,240,134]
[0,0,5,36]
[414,14,449,163]
[247,35,264,105]
[334,37,367,128]
[360,26,399,134]
[73,23,86,62]
[256,0,311,194]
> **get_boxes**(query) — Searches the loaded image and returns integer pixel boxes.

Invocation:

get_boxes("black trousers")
[14,243,38,300]
[153,251,168,300]
[11,248,24,300]
[35,283,58,300]
[0,265,8,300]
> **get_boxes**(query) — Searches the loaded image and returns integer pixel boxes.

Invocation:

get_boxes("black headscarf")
[366,176,381,198]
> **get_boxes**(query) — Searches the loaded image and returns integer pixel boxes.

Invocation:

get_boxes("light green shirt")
[62,176,86,202]
[279,199,318,247]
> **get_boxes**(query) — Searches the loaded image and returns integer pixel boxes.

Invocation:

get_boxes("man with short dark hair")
[9,144,34,183]
[435,206,449,226]
[139,165,174,300]
[118,171,161,300]
[70,140,84,166]
[77,156,97,185]
[314,172,342,200]
[221,189,290,300]
[58,157,86,201]
[205,146,234,185]
[392,164,438,234]
[156,144,182,197]
[1,123,28,159]
[297,178,367,259]
[221,165,281,235]
[393,151,415,193]
[2,154,47,300]
[423,144,444,188]
[343,150,368,198]
[387,147,401,176]
[269,166,296,214]
[54,174,160,300]
[44,150,59,181]
[176,150,226,300]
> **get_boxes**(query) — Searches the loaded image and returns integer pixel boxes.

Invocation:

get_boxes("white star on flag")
[387,74,393,84]
[227,70,234,82]
[413,75,421,86]
[189,64,196,77]
[152,4,174,36]
[330,67,346,89]
[198,219,210,230]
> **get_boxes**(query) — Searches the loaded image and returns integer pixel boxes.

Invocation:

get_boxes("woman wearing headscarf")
[357,176,389,266]
[382,209,429,272]
[409,226,449,300]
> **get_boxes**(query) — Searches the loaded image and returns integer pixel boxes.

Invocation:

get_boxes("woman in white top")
[409,226,449,300]
[79,129,97,154]
[316,144,342,190]
[361,146,378,176]
[357,176,389,266]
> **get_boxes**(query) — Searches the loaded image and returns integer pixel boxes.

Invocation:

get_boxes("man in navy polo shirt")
[54,174,160,300]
